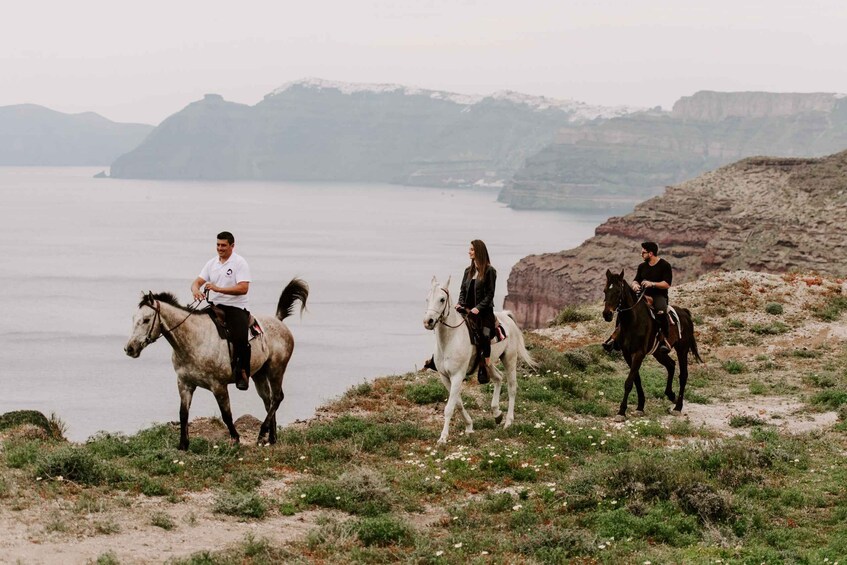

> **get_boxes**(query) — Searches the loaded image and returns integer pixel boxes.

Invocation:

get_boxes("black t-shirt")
[635,258,672,298]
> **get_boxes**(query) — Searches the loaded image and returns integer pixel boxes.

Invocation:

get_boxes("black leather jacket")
[458,265,497,311]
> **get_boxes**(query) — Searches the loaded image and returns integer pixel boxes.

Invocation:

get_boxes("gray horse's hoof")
[632,410,644,417]
[495,414,503,425]
[613,414,626,423]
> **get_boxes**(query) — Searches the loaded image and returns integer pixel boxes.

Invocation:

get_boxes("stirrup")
[235,369,250,391]
[477,363,490,385]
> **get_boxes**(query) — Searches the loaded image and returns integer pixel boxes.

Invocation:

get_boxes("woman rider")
[457,239,497,384]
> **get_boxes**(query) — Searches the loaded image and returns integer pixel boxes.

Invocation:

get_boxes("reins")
[143,294,203,345]
[433,287,468,329]
[614,282,646,313]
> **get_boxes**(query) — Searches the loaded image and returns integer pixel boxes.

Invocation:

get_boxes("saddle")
[644,302,683,343]
[205,306,264,341]
[461,310,507,377]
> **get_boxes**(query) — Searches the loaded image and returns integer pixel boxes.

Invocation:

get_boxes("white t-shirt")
[198,252,251,309]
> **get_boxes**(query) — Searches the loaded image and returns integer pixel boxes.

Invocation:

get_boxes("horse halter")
[141,293,201,345]
[428,287,467,329]
[142,298,166,346]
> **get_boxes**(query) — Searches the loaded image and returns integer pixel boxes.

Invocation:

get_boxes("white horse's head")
[423,275,452,330]
[124,292,163,358]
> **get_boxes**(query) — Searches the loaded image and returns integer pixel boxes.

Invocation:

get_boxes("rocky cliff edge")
[505,150,847,328]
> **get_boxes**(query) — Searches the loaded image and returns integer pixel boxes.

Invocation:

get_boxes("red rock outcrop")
[505,151,847,328]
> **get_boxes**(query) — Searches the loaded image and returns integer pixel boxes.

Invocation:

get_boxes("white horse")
[423,276,536,444]
[124,279,308,450]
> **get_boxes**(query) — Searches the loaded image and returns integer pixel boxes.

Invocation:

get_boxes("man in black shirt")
[632,241,673,353]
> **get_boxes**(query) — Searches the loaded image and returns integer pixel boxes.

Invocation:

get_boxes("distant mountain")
[500,91,847,211]
[109,78,640,183]
[0,105,154,166]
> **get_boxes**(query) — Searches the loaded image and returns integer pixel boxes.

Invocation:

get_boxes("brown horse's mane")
[139,292,194,312]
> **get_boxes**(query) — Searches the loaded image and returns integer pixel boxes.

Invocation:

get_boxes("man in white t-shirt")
[191,231,253,390]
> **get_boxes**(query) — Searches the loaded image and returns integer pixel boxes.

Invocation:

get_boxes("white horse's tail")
[504,311,537,371]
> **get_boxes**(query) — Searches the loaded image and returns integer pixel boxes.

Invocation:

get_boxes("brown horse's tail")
[276,278,309,321]
[680,307,704,363]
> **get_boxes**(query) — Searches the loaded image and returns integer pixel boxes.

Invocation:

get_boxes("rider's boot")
[235,343,251,391]
[602,325,621,352]
[656,314,671,354]
[236,368,250,391]
[477,358,490,385]
[423,355,437,371]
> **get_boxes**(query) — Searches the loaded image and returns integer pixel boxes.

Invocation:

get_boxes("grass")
[814,295,847,321]
[2,291,847,562]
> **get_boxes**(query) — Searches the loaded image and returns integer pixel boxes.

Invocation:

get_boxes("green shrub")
[729,414,766,428]
[722,360,747,374]
[5,441,41,468]
[151,511,176,530]
[552,306,594,325]
[814,295,847,321]
[354,515,412,547]
[811,389,847,409]
[297,469,393,516]
[0,410,57,438]
[750,322,790,335]
[515,525,596,561]
[93,552,121,565]
[765,302,784,315]
[212,490,267,519]
[404,379,446,405]
[35,446,111,485]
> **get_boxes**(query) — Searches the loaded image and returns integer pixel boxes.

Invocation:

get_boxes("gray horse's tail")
[276,278,309,321]
[505,311,537,370]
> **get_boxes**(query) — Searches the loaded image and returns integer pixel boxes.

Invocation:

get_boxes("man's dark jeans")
[217,304,251,375]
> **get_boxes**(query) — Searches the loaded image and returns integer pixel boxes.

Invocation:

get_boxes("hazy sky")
[3,0,846,124]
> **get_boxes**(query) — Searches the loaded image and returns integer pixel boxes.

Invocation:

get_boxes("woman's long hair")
[468,239,491,280]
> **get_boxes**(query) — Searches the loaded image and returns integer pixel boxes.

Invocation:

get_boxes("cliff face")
[672,91,842,121]
[502,92,847,211]
[505,150,847,328]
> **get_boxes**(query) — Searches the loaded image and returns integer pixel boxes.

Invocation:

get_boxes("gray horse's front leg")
[212,385,240,445]
[177,382,196,451]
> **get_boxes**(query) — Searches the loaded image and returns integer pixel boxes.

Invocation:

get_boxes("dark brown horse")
[602,269,702,421]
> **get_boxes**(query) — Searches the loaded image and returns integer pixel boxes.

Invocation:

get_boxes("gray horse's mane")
[139,292,193,312]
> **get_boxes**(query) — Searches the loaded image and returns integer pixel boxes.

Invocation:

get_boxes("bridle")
[141,294,202,346]
[610,280,646,314]
[427,287,467,329]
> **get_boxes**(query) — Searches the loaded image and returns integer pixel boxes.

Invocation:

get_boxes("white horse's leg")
[503,351,518,428]
[439,373,471,444]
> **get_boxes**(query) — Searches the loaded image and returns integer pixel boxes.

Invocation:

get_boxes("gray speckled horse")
[124,279,308,450]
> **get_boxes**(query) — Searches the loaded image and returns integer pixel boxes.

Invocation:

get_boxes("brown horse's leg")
[654,350,677,403]
[212,385,240,445]
[673,344,690,413]
[177,382,196,451]
[617,353,645,420]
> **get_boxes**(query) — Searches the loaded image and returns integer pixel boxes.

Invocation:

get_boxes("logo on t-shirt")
[226,269,233,276]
